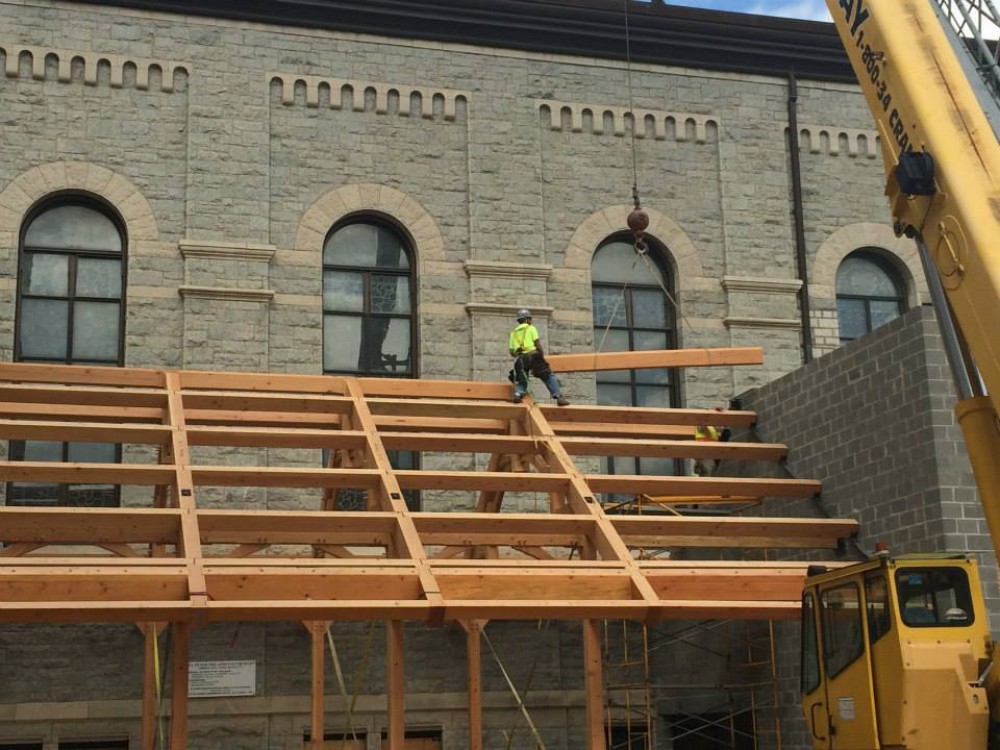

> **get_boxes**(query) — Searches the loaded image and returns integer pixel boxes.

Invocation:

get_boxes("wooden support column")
[141,624,157,750]
[465,621,484,750]
[583,619,606,750]
[310,621,327,750]
[169,622,190,750]
[387,620,405,749]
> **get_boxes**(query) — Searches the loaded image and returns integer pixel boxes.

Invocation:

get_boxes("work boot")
[556,396,570,406]
[512,393,524,404]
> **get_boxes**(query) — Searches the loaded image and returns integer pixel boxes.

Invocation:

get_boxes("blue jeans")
[514,355,562,398]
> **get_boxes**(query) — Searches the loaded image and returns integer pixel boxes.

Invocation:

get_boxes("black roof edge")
[65,0,856,83]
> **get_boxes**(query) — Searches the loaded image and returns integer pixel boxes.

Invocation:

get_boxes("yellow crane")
[803,0,1000,747]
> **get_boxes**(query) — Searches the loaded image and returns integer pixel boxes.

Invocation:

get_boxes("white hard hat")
[516,308,531,321]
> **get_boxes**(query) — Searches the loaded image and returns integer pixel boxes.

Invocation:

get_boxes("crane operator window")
[895,567,975,627]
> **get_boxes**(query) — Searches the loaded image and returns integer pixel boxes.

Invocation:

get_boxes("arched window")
[323,220,415,376]
[10,197,127,507]
[836,250,906,343]
[591,236,679,476]
[322,218,419,509]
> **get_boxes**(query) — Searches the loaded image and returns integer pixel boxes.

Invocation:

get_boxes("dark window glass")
[0,743,44,750]
[591,237,679,477]
[11,198,126,508]
[836,250,906,342]
[821,583,864,678]
[865,575,891,642]
[323,220,414,376]
[801,593,821,694]
[896,567,975,627]
[58,742,128,750]
[322,219,419,507]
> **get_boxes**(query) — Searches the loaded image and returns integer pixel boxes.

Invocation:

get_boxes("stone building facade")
[0,0,972,748]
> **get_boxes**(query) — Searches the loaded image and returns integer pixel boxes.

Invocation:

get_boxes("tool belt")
[517,351,552,379]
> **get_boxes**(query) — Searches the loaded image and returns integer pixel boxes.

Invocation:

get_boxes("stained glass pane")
[837,255,901,297]
[632,289,668,328]
[376,226,409,269]
[323,272,364,312]
[20,298,69,359]
[76,258,122,298]
[72,301,120,361]
[24,205,121,252]
[371,275,411,313]
[324,315,363,371]
[837,298,868,341]
[592,286,627,327]
[24,253,69,296]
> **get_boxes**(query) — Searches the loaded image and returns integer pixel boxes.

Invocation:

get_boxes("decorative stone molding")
[180,240,276,263]
[270,73,469,120]
[724,316,802,330]
[536,99,719,142]
[465,303,553,320]
[563,205,704,285]
[1,42,188,92]
[722,276,803,294]
[810,222,927,305]
[464,260,552,280]
[0,161,159,243]
[295,183,446,271]
[789,125,880,158]
[179,286,275,303]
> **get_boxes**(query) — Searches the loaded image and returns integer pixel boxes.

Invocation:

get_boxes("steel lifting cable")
[482,628,547,749]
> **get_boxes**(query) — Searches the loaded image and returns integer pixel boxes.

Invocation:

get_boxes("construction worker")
[508,309,569,405]
[693,422,720,477]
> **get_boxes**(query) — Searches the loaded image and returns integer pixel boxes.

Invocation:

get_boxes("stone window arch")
[10,194,127,507]
[591,233,679,476]
[836,248,907,343]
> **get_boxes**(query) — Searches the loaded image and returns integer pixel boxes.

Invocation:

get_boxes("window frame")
[9,195,127,509]
[322,217,417,378]
[591,235,679,476]
[820,582,865,679]
[835,249,906,343]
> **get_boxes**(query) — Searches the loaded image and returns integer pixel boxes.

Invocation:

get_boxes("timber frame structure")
[0,348,855,749]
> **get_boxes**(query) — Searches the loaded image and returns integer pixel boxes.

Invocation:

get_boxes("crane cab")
[801,554,995,750]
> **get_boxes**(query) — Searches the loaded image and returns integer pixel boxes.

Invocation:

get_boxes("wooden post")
[583,619,606,750]
[311,622,326,750]
[386,620,405,749]
[169,622,190,750]
[466,622,483,750]
[141,624,156,750]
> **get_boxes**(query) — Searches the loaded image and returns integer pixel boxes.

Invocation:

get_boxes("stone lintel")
[721,276,802,294]
[180,240,277,263]
[466,303,554,319]
[463,260,553,280]
[724,316,801,330]
[179,286,275,303]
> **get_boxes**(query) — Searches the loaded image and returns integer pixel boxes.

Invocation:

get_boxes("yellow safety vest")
[509,323,540,354]
[694,426,719,441]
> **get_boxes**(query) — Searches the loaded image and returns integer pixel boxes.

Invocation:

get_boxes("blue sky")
[652,0,833,22]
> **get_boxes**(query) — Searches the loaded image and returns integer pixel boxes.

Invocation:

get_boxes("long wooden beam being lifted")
[545,346,763,373]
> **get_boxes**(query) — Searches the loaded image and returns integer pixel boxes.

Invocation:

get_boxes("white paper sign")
[189,660,257,698]
[838,696,856,720]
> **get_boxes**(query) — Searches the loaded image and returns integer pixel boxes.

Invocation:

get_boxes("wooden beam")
[141,624,157,750]
[543,405,755,428]
[545,346,763,373]
[387,621,405,748]
[611,516,857,549]
[310,622,327,750]
[394,470,570,492]
[0,461,174,485]
[584,474,821,498]
[465,621,484,750]
[0,419,171,445]
[582,619,605,750]
[0,383,165,407]
[0,508,180,545]
[169,622,190,750]
[187,426,367,450]
[562,437,787,461]
[379,432,541,454]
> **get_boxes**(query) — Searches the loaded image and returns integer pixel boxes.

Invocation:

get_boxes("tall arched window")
[323,220,415,376]
[836,249,906,343]
[322,217,419,509]
[10,197,126,507]
[591,236,679,476]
